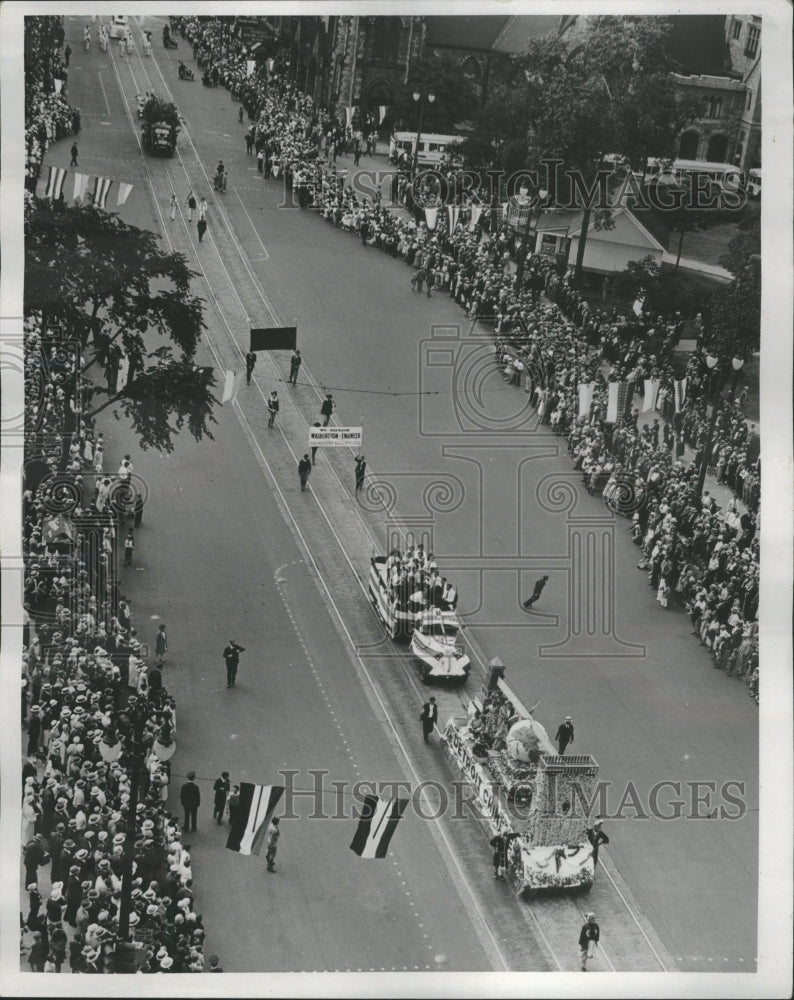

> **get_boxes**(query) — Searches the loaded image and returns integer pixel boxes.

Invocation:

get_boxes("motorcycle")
[178,62,194,81]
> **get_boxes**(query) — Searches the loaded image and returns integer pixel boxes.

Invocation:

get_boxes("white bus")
[746,168,762,197]
[645,157,744,190]
[109,15,129,39]
[390,132,464,168]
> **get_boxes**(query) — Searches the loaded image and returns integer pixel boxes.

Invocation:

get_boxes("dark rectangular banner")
[250,327,297,352]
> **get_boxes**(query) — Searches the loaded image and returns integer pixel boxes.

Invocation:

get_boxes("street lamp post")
[515,188,548,288]
[411,89,435,177]
[695,353,745,497]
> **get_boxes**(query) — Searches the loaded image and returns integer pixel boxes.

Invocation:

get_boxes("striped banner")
[674,377,688,413]
[226,783,284,856]
[72,171,90,204]
[578,382,595,418]
[350,795,408,859]
[447,205,460,231]
[344,106,354,129]
[45,166,68,201]
[92,175,114,210]
[642,378,660,412]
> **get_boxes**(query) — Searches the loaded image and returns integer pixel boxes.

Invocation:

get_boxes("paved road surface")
[47,16,758,974]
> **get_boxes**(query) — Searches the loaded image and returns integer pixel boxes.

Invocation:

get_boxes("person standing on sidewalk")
[578,913,600,971]
[223,640,245,688]
[265,817,280,873]
[180,771,200,832]
[245,352,256,385]
[267,391,279,428]
[420,697,438,744]
[523,574,549,609]
[298,454,312,491]
[354,454,366,491]
[555,716,574,755]
[288,350,302,385]
[320,394,334,426]
[155,624,168,666]
[123,531,135,566]
[213,772,230,824]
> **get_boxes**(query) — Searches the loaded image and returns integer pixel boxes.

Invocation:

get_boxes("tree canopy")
[25,197,218,451]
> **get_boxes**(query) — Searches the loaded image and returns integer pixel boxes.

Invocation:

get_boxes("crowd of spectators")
[25,16,80,194]
[165,19,760,704]
[21,311,210,972]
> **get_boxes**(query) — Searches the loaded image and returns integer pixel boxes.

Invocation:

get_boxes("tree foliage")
[709,219,761,355]
[25,198,217,451]
[140,94,181,130]
[391,52,481,134]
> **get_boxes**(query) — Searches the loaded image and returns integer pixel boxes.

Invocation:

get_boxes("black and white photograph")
[1,2,791,996]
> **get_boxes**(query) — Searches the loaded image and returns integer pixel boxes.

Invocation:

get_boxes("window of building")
[707,96,723,119]
[745,24,760,58]
[732,18,742,40]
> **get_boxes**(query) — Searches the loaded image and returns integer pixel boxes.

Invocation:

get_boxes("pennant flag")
[250,326,297,352]
[350,795,408,859]
[221,370,237,404]
[469,203,482,229]
[674,378,688,413]
[54,77,64,95]
[246,60,255,77]
[606,381,620,422]
[226,783,284,856]
[72,171,90,204]
[117,182,133,207]
[272,163,280,179]
[266,59,275,74]
[447,205,460,231]
[642,378,660,412]
[45,166,68,201]
[632,292,645,317]
[424,206,438,231]
[502,201,509,218]
[92,175,114,210]
[378,105,387,125]
[578,382,595,418]
[344,106,354,129]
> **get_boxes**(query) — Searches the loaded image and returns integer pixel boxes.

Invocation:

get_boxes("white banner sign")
[310,426,362,448]
[444,719,513,836]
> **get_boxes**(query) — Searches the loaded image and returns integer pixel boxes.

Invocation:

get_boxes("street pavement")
[41,16,758,975]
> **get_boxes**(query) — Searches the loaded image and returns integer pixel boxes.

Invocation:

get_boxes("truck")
[140,95,180,157]
[368,555,471,683]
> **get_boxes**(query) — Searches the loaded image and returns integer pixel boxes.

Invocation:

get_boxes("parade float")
[368,555,470,683]
[140,94,180,157]
[444,679,599,895]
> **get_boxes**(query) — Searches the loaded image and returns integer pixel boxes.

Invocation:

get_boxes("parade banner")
[424,206,438,230]
[310,426,362,448]
[250,326,297,351]
[44,166,67,201]
[72,171,90,204]
[117,182,133,207]
[92,175,113,210]
[444,718,512,836]
[226,783,284,856]
[674,377,688,413]
[344,106,354,129]
[643,378,660,412]
[578,382,595,418]
[350,795,408,859]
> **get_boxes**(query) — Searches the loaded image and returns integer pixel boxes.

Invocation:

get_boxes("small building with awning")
[509,205,665,277]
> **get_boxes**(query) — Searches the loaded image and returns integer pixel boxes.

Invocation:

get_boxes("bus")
[645,157,744,190]
[109,15,129,39]
[746,168,762,197]
[390,132,464,169]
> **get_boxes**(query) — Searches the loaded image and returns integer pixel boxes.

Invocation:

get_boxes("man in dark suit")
[213,772,230,825]
[223,640,245,688]
[180,771,200,832]
[586,819,609,866]
[420,697,438,744]
[555,716,575,755]
[523,575,549,609]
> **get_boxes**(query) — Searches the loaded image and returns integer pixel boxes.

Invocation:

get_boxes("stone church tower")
[328,15,426,128]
